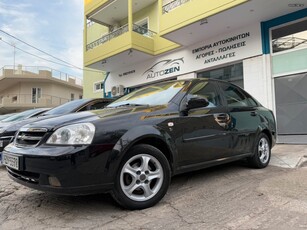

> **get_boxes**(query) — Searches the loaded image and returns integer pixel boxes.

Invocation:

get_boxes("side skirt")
[174,153,253,175]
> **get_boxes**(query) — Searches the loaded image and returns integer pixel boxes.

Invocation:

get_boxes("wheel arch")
[261,128,272,147]
[108,125,178,177]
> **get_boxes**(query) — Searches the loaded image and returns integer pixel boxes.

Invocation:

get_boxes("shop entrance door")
[274,72,307,144]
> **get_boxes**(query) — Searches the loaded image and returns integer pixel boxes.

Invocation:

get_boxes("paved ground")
[1,145,307,230]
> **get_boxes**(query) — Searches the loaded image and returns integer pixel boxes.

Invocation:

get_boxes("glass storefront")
[272,18,307,53]
[197,63,244,88]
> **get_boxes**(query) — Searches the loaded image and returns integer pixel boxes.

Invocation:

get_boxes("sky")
[0,0,84,78]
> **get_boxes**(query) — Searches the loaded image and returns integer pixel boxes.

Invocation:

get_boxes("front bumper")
[0,136,14,163]
[3,144,115,195]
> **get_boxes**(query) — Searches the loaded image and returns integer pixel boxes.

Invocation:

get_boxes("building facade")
[0,65,83,114]
[83,0,307,143]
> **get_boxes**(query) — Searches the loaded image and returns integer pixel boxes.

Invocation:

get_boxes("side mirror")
[186,97,209,110]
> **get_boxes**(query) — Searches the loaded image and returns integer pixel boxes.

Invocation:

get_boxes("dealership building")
[83,0,307,143]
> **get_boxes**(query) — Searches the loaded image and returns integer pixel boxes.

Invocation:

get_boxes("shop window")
[271,18,307,53]
[197,63,243,88]
[71,93,74,101]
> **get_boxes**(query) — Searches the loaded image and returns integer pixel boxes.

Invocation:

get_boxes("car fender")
[107,125,178,177]
[253,114,275,148]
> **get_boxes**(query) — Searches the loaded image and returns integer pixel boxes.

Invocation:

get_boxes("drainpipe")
[103,72,110,98]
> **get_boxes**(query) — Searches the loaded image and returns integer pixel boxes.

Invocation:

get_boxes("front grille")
[15,128,48,147]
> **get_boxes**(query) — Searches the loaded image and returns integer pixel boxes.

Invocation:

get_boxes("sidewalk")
[271,144,307,168]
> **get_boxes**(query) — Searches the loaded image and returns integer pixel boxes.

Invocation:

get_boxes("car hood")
[0,115,57,134]
[22,105,167,131]
[0,122,13,132]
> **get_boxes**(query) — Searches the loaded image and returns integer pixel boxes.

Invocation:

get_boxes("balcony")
[84,0,180,71]
[86,24,157,51]
[160,0,248,45]
[0,66,83,87]
[0,94,70,110]
[162,0,191,14]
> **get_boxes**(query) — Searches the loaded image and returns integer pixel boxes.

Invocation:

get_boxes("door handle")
[250,111,257,116]
[214,113,230,122]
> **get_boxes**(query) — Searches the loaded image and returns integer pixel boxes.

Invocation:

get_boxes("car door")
[218,82,261,155]
[177,81,233,167]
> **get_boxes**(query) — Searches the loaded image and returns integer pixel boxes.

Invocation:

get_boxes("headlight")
[46,123,95,145]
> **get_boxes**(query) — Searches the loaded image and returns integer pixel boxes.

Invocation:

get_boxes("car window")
[108,81,185,107]
[187,81,221,108]
[79,101,108,111]
[44,99,89,115]
[219,83,250,107]
[242,92,259,107]
[89,101,108,110]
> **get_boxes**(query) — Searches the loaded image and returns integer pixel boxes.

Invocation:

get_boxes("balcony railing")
[132,24,156,38]
[0,66,83,86]
[0,94,70,107]
[162,0,191,14]
[86,24,156,51]
[86,24,129,50]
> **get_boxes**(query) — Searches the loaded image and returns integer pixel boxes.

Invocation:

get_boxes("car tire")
[248,133,271,168]
[112,144,171,210]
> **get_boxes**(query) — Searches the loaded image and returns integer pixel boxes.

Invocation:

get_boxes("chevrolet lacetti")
[3,79,276,209]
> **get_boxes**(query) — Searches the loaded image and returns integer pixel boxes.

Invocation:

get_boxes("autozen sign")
[106,24,261,92]
[142,58,184,79]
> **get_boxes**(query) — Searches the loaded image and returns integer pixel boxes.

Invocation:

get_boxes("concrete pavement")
[271,144,307,168]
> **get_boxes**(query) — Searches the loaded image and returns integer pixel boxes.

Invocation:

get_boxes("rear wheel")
[248,133,271,168]
[112,144,171,210]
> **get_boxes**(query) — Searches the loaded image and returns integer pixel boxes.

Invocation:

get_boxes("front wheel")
[248,133,271,168]
[112,144,171,210]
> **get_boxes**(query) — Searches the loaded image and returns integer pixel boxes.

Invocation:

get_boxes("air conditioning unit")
[111,85,125,97]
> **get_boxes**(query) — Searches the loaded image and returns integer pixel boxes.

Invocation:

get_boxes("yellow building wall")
[160,0,248,35]
[83,68,106,98]
[133,2,159,32]
[84,0,108,16]
[87,22,109,44]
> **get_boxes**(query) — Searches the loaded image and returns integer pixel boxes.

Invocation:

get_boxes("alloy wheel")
[120,154,164,202]
[258,137,270,164]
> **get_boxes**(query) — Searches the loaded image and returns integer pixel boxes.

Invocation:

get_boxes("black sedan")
[3,79,276,210]
[0,98,113,164]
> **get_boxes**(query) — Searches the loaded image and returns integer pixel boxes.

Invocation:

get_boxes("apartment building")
[83,0,307,143]
[0,65,83,114]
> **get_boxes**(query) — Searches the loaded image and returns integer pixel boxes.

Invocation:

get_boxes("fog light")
[48,176,61,187]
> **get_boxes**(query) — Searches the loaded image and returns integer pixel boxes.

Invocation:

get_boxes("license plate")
[2,153,19,170]
[0,141,3,148]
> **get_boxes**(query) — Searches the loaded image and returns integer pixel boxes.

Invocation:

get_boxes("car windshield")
[43,99,90,115]
[107,81,185,108]
[1,109,45,122]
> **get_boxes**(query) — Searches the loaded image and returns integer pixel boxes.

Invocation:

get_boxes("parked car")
[0,98,113,164]
[3,79,276,209]
[0,108,49,123]
[0,113,17,121]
